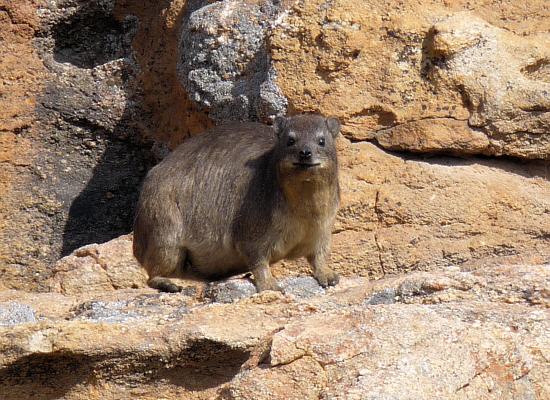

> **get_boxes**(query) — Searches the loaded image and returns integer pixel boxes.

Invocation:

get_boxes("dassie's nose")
[299,148,312,160]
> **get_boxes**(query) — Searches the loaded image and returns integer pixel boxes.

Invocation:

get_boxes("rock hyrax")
[133,114,341,292]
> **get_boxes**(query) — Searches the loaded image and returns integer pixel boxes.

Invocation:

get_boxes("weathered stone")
[279,276,325,299]
[426,13,550,158]
[1,262,548,399]
[0,302,36,327]
[1,2,549,397]
[270,0,550,159]
[48,234,148,294]
[2,0,549,293]
[205,278,257,304]
[0,0,48,291]
[0,0,156,290]
[177,0,287,123]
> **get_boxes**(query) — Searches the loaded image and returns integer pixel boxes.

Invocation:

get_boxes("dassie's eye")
[287,137,296,146]
[318,137,325,147]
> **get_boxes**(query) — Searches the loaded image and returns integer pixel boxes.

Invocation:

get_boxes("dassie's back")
[135,122,277,267]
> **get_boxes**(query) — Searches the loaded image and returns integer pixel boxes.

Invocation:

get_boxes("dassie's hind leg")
[143,246,188,293]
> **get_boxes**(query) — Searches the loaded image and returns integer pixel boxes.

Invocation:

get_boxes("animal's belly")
[186,241,247,277]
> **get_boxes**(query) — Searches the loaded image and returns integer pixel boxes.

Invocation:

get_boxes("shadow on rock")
[36,0,156,256]
[0,352,96,400]
[60,131,153,256]
[158,339,251,391]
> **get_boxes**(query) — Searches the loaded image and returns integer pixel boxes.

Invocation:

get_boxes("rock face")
[0,1,549,397]
[270,0,550,159]
[0,254,548,399]
[423,13,550,158]
[0,0,155,291]
[1,0,548,290]
[48,234,148,295]
[326,140,550,279]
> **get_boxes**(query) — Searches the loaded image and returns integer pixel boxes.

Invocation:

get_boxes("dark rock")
[177,0,287,123]
[32,0,156,260]
[365,288,397,305]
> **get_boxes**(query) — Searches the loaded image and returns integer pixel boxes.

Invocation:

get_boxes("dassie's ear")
[273,115,287,137]
[326,117,340,138]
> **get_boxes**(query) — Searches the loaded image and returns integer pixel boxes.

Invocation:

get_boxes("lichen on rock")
[177,0,287,123]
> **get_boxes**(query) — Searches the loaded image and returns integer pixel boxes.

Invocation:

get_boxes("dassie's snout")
[299,147,312,161]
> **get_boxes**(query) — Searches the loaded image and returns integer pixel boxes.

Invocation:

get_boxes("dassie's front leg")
[308,237,339,288]
[251,260,282,292]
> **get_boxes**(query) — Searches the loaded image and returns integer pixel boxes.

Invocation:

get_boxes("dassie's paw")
[255,278,283,293]
[159,282,184,293]
[148,277,184,293]
[314,269,340,288]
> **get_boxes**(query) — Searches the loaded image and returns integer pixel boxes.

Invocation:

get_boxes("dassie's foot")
[148,277,184,293]
[254,277,283,293]
[314,269,340,288]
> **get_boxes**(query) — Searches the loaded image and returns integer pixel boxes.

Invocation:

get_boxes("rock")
[279,276,325,299]
[426,13,550,158]
[2,0,549,292]
[48,234,148,294]
[270,0,550,159]
[375,118,491,156]
[204,276,326,303]
[113,0,213,145]
[257,303,548,400]
[177,0,287,123]
[365,288,396,305]
[0,262,548,399]
[205,278,257,304]
[0,0,49,291]
[1,3,549,397]
[0,0,156,290]
[71,293,191,324]
[0,302,36,327]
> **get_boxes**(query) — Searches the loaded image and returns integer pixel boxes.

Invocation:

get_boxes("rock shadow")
[39,1,156,257]
[0,352,96,400]
[157,339,250,391]
[60,128,154,256]
[52,6,128,69]
[377,143,550,181]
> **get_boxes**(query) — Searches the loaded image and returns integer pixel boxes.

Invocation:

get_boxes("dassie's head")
[273,114,340,180]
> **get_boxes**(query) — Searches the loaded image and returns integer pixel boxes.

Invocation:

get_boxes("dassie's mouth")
[293,162,321,168]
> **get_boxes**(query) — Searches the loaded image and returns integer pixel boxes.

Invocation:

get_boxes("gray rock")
[365,288,397,305]
[72,300,141,324]
[280,277,325,299]
[0,302,37,327]
[205,276,328,303]
[177,0,287,123]
[72,294,192,323]
[205,279,257,303]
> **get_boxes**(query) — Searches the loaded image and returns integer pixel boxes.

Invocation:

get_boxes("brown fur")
[133,114,341,292]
